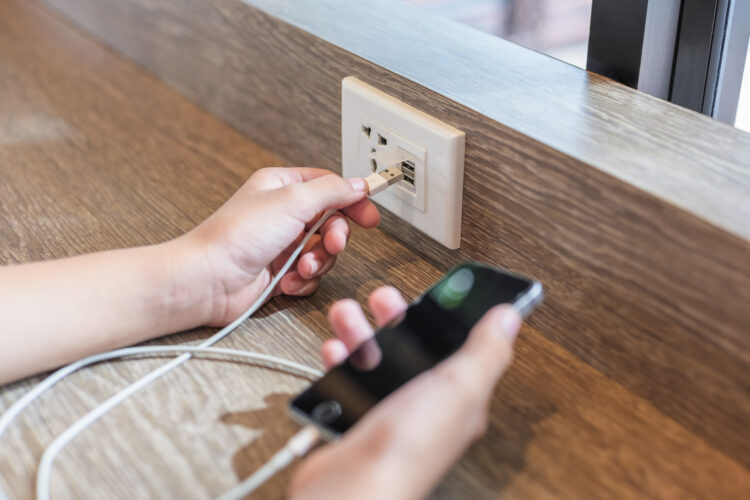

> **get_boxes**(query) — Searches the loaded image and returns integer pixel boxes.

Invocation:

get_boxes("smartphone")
[289,262,543,440]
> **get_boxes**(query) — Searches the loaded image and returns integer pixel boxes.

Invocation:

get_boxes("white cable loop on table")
[0,209,335,500]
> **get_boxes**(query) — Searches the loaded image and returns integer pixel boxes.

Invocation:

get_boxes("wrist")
[152,235,216,332]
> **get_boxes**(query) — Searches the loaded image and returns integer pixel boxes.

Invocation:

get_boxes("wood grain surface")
[0,1,748,499]
[39,0,750,473]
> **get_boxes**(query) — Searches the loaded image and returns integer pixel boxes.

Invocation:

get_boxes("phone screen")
[290,262,541,437]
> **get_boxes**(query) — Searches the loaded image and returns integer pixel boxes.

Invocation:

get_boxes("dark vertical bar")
[638,0,682,98]
[583,0,745,123]
[670,0,725,113]
[587,0,649,88]
[587,0,681,99]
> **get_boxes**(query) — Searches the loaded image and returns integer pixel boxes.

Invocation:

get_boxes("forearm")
[0,240,211,384]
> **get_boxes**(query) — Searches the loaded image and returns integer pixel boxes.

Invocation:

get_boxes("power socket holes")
[342,76,465,249]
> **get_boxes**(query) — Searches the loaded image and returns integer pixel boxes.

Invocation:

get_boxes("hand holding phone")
[288,263,540,499]
[290,262,542,439]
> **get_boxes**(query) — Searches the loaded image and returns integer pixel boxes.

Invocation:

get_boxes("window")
[737,45,750,131]
[404,0,592,68]
[404,0,750,133]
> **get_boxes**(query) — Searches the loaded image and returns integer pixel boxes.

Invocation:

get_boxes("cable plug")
[287,425,321,457]
[216,425,321,500]
[365,166,404,195]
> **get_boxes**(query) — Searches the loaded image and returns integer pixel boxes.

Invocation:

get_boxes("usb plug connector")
[365,166,404,195]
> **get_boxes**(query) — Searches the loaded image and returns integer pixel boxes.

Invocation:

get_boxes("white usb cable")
[364,166,404,195]
[29,206,336,500]
[216,425,321,500]
[28,346,323,500]
[0,169,406,500]
[0,348,320,444]
[0,343,323,500]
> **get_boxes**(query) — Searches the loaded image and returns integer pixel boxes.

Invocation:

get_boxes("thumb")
[281,174,368,222]
[453,305,521,391]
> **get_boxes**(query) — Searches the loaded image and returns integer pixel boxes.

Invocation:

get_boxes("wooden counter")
[0,1,747,498]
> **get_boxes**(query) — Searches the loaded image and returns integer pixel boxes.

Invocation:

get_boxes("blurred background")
[404,0,749,132]
[403,0,592,68]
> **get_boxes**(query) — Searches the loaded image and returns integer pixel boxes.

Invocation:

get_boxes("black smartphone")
[289,262,543,440]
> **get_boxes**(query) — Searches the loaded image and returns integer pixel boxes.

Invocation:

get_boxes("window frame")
[587,0,749,125]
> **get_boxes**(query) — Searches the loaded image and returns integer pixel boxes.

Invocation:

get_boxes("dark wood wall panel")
[41,0,750,468]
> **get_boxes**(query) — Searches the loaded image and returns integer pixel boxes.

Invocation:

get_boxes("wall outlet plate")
[342,77,466,249]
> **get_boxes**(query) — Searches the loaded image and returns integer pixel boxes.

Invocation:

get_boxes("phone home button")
[311,400,342,424]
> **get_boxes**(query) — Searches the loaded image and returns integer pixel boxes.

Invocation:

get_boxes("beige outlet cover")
[342,77,466,249]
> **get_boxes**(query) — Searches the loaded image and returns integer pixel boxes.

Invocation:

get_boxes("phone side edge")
[514,281,544,318]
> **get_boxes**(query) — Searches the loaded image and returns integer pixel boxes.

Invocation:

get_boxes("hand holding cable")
[0,168,380,384]
[0,166,405,499]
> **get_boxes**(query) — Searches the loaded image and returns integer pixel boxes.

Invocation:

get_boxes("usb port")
[400,160,416,188]
[401,160,415,175]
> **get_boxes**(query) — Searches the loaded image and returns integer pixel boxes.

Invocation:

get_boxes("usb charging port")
[400,160,416,187]
[401,160,415,175]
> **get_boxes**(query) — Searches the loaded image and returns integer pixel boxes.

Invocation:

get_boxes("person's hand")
[289,287,522,500]
[175,167,379,326]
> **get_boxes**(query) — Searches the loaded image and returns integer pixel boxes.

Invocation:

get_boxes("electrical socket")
[342,77,465,249]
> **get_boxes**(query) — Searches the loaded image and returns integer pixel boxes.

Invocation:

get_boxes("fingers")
[320,288,407,370]
[278,270,320,296]
[272,167,350,184]
[247,167,340,191]
[252,168,379,228]
[368,286,408,327]
[319,212,350,255]
[297,240,338,279]
[320,339,349,370]
[327,299,374,352]
[283,174,369,223]
[303,204,378,273]
[447,305,521,395]
[341,198,380,229]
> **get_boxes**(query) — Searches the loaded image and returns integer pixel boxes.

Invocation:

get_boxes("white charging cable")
[0,344,322,500]
[1,171,406,500]
[0,345,322,443]
[28,346,322,500]
[216,425,320,500]
[29,208,336,500]
[0,207,333,500]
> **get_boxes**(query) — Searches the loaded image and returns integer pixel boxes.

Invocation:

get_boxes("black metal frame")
[671,0,735,118]
[587,0,681,99]
[587,0,749,125]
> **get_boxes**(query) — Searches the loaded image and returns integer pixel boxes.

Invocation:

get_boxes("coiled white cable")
[34,346,323,500]
[0,347,320,442]
[0,208,336,500]
[0,345,322,500]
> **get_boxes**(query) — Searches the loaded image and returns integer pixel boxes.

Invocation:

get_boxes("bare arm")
[0,168,378,384]
[0,242,205,382]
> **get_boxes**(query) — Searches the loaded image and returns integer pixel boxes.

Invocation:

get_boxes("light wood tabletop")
[0,1,747,499]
